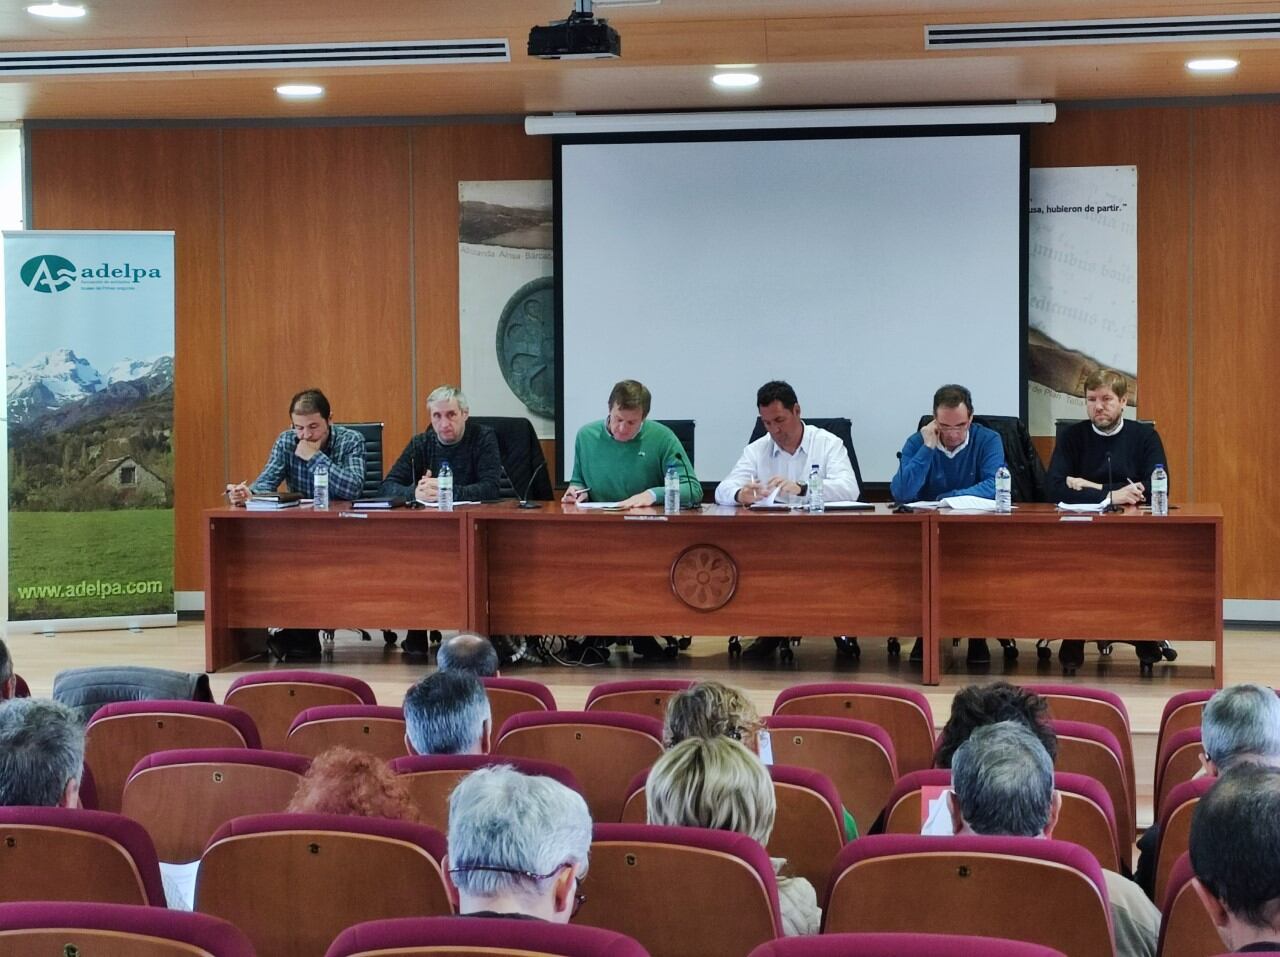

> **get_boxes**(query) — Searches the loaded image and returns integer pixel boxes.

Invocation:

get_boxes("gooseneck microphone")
[1104,452,1116,513]
[518,461,547,510]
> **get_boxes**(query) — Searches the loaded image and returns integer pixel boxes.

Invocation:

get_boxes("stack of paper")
[1057,498,1110,513]
[940,495,999,512]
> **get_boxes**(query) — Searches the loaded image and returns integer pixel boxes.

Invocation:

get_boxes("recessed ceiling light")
[26,2,86,18]
[713,72,760,90]
[1186,58,1238,73]
[275,84,325,98]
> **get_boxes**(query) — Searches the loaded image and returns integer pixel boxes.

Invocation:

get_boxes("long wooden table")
[204,502,1223,685]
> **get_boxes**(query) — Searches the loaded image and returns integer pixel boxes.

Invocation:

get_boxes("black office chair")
[339,421,386,499]
[1049,417,1175,675]
[733,417,862,663]
[469,416,554,502]
[656,418,696,473]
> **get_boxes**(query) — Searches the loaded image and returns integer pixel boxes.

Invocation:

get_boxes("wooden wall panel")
[1192,105,1280,599]
[222,127,415,498]
[28,128,224,593]
[1029,107,1193,494]
[412,123,552,453]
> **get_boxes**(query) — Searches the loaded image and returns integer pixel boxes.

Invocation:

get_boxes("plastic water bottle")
[312,461,330,510]
[806,464,824,513]
[438,461,454,512]
[995,465,1012,514]
[1151,464,1169,516]
[664,463,680,514]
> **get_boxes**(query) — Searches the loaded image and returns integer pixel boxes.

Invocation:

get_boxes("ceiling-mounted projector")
[528,0,621,60]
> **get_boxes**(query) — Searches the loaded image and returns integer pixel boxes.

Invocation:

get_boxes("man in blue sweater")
[890,384,1010,666]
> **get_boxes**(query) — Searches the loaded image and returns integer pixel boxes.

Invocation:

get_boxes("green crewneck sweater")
[569,419,703,506]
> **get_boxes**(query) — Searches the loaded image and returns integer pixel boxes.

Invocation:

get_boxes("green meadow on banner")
[4,230,175,627]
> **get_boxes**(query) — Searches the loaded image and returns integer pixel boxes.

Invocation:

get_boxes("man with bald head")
[437,634,500,677]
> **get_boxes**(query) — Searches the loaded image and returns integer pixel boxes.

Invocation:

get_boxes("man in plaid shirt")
[226,388,366,502]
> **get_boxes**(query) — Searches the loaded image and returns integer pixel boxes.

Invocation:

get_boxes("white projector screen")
[557,129,1026,488]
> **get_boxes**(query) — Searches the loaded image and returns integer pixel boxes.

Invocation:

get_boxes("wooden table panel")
[479,507,930,646]
[204,507,469,670]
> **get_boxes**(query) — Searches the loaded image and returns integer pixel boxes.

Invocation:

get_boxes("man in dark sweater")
[380,385,502,504]
[1047,368,1171,671]
[381,385,502,654]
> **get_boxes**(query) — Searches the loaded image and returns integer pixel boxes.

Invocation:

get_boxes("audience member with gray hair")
[437,633,500,677]
[446,765,591,922]
[0,698,84,807]
[1136,683,1280,897]
[949,721,1160,957]
[403,670,491,756]
[1189,765,1280,953]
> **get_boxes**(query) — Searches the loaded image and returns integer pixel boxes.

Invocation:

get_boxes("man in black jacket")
[381,385,502,655]
[1046,368,1171,672]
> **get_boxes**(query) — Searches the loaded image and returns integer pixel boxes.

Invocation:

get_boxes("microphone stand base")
[517,501,543,510]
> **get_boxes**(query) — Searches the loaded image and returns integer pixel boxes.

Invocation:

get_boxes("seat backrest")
[122,747,312,863]
[224,670,376,751]
[12,674,30,698]
[620,765,846,897]
[468,416,554,501]
[0,806,166,906]
[388,753,583,833]
[482,677,557,739]
[338,421,385,497]
[1156,727,1204,815]
[583,823,780,957]
[0,901,256,957]
[747,933,1068,957]
[1154,777,1214,906]
[765,715,897,832]
[824,834,1112,956]
[1157,853,1222,957]
[326,915,652,957]
[750,417,864,497]
[1049,718,1133,860]
[773,683,934,774]
[655,419,696,468]
[286,705,409,761]
[882,768,953,835]
[495,712,664,822]
[197,812,451,957]
[84,701,261,813]
[1027,684,1135,836]
[1155,691,1213,768]
[584,679,695,723]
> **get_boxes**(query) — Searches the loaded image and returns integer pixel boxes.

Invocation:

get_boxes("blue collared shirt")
[250,425,366,500]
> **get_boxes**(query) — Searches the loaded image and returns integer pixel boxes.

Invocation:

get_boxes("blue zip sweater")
[889,421,1004,502]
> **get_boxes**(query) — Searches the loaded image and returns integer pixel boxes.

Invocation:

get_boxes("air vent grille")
[927,13,1280,49]
[0,38,510,76]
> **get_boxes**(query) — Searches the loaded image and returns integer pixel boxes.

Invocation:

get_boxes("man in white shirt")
[716,380,860,658]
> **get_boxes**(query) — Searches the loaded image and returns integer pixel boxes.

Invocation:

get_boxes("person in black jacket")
[380,385,502,504]
[1046,369,1172,672]
[381,385,502,655]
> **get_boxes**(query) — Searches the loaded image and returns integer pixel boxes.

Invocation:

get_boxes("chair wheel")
[887,638,901,657]
[1098,642,1114,657]
[358,630,373,642]
[780,642,795,664]
[382,630,398,646]
[429,629,444,645]
[1161,644,1178,661]
[677,636,693,650]
[1000,640,1019,661]
[834,636,860,660]
[1036,642,1052,661]
[728,636,742,658]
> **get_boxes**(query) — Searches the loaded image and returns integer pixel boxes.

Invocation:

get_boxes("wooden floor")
[8,622,1279,827]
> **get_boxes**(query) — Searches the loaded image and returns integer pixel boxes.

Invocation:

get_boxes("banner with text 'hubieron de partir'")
[4,230,175,632]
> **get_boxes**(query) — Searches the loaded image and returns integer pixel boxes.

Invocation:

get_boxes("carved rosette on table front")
[670,545,737,611]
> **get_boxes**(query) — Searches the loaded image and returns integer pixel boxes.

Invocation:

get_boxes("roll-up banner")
[4,230,175,633]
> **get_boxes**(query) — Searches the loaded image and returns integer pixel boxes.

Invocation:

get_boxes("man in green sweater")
[563,379,702,509]
[562,379,703,661]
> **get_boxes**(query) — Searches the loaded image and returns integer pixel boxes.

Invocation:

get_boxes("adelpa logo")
[20,255,77,294]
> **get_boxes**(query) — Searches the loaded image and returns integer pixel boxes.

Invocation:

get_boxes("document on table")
[1057,497,1110,513]
[748,485,783,509]
[940,495,999,512]
[414,499,482,507]
[574,501,627,510]
[907,501,943,510]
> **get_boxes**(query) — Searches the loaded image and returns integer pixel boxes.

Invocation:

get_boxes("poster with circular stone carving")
[458,181,555,437]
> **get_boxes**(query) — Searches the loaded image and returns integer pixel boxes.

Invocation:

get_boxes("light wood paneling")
[222,126,415,490]
[412,123,551,428]
[1192,105,1280,599]
[28,127,224,593]
[1029,107,1194,495]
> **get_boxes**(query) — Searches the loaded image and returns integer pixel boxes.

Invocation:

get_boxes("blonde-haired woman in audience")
[664,680,857,840]
[287,746,420,822]
[646,735,821,936]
